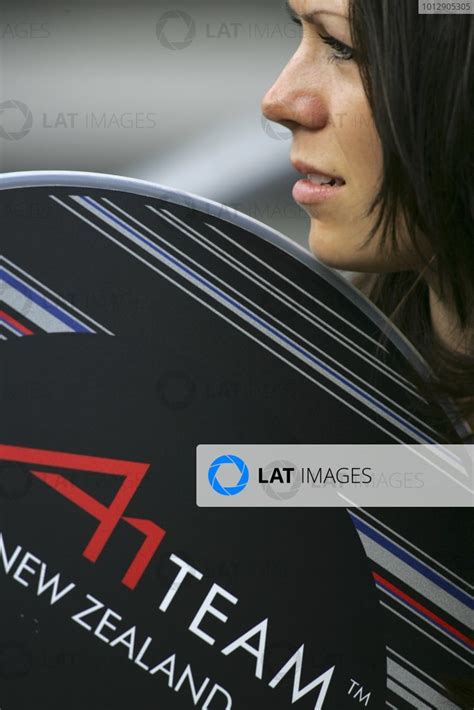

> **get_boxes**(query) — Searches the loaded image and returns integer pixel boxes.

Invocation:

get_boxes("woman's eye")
[288,15,355,64]
[318,32,355,62]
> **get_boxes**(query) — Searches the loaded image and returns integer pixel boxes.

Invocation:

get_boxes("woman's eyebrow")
[285,0,348,22]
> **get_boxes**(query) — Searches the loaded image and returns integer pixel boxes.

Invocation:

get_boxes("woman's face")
[261,0,423,273]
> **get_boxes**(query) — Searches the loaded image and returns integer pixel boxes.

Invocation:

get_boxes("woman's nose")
[261,59,330,132]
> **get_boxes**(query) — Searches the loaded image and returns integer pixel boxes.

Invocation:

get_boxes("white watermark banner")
[197,444,473,507]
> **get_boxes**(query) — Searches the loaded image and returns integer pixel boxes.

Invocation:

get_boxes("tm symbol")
[348,678,371,705]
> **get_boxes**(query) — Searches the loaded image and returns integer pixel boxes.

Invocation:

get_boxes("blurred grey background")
[0,0,311,247]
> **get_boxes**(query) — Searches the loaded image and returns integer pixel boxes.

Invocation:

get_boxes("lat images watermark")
[261,110,371,140]
[41,111,158,131]
[197,444,473,507]
[154,369,298,411]
[260,460,301,501]
[0,22,50,39]
[0,102,158,140]
[155,10,301,50]
[229,199,302,222]
[155,369,197,410]
[0,640,33,679]
[0,100,33,141]
[0,193,50,219]
[156,10,196,49]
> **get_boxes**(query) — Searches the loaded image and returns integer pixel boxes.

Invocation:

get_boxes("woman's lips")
[292,177,345,204]
[291,160,346,205]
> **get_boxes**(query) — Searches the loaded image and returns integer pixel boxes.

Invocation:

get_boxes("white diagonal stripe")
[152,205,423,400]
[0,320,23,336]
[81,196,435,445]
[359,532,471,625]
[380,602,472,667]
[1,279,73,333]
[341,496,473,589]
[387,658,459,709]
[50,195,411,447]
[387,678,434,709]
[104,198,432,433]
[1,256,113,335]
[74,196,473,490]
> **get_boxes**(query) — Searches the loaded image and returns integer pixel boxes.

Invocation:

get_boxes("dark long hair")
[347,1,474,432]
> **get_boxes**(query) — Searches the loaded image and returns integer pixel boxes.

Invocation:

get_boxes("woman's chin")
[308,224,420,274]
[308,227,366,272]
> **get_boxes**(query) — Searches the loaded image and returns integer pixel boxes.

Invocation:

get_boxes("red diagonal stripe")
[0,309,33,335]
[373,571,473,648]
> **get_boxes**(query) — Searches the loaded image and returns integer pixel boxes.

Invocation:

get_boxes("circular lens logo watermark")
[0,99,33,140]
[260,459,301,500]
[156,10,196,50]
[156,369,196,410]
[261,115,291,141]
[208,454,249,496]
[0,641,32,679]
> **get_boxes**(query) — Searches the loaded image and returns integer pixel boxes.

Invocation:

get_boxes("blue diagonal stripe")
[0,268,92,334]
[350,512,473,609]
